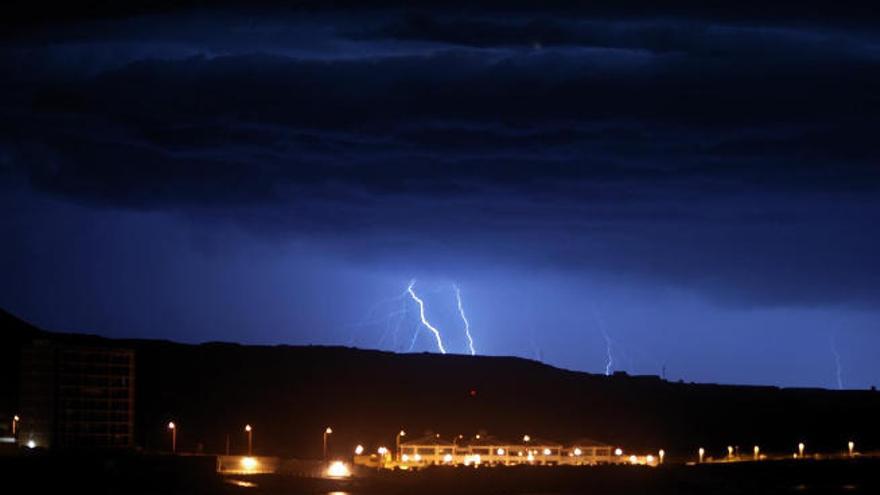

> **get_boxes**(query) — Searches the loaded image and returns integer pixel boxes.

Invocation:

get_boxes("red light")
[469,389,477,397]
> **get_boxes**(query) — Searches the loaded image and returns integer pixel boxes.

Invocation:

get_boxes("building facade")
[19,341,135,449]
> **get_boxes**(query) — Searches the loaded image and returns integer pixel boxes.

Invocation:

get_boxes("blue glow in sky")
[1,6,879,389]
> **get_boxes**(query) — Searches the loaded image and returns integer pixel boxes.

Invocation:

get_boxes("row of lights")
[159,420,859,466]
[696,441,857,462]
[357,433,857,466]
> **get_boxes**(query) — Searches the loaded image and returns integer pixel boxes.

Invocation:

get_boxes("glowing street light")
[753,445,760,460]
[848,441,855,457]
[698,447,705,463]
[396,430,406,461]
[798,442,805,458]
[497,448,505,456]
[614,447,623,457]
[573,448,582,456]
[323,427,333,460]
[727,445,733,459]
[12,415,19,437]
[354,444,364,455]
[523,434,531,443]
[659,449,665,464]
[245,425,253,455]
[167,422,177,454]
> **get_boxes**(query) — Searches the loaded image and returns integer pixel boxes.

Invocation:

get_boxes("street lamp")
[12,415,19,437]
[659,449,665,464]
[727,446,734,459]
[523,434,531,443]
[396,430,405,461]
[323,427,333,460]
[798,442,805,458]
[698,447,705,463]
[167,422,177,454]
[355,444,364,455]
[245,425,253,455]
[848,441,855,457]
[753,445,760,460]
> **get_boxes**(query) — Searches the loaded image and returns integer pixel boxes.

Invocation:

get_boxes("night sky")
[1,2,878,389]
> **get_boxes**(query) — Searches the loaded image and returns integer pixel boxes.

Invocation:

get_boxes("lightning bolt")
[375,308,408,350]
[406,279,447,354]
[590,305,614,376]
[453,284,476,356]
[352,287,410,349]
[831,332,843,390]
[601,328,614,376]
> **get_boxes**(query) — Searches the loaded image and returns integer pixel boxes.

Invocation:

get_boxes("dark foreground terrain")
[1,453,878,495]
[2,308,879,459]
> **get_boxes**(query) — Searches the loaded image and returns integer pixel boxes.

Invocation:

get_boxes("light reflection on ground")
[224,478,258,488]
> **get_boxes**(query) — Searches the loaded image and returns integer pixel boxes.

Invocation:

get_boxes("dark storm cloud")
[2,10,879,306]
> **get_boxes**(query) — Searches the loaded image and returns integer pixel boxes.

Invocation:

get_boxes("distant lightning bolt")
[528,328,543,362]
[831,333,843,390]
[453,284,477,356]
[590,305,614,376]
[406,279,447,354]
[407,312,423,352]
[601,328,614,376]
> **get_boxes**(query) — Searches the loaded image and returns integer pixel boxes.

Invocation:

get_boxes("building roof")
[400,435,455,446]
[401,434,607,448]
[518,436,563,447]
[457,434,507,447]
[567,437,611,447]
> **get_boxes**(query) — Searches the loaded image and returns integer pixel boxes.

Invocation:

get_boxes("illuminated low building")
[566,437,616,465]
[398,435,455,465]
[384,434,619,468]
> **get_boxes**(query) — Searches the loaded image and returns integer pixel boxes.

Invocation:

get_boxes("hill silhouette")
[2,308,878,460]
